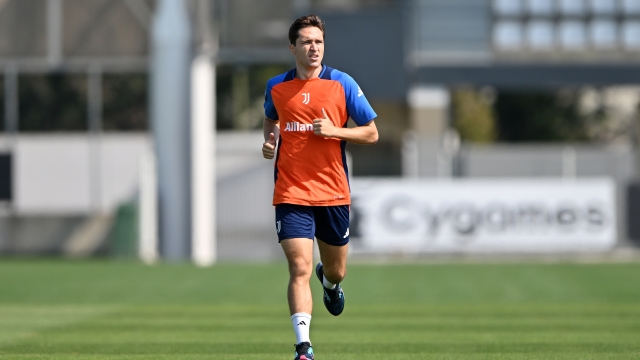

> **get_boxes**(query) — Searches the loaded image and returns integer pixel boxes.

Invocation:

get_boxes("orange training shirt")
[264,65,377,206]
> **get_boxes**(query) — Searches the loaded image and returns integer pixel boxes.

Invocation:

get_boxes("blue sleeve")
[264,75,284,120]
[335,72,377,126]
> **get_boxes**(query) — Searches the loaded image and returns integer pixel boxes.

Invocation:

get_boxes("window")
[494,21,523,50]
[622,21,640,50]
[494,0,523,16]
[559,21,587,50]
[591,20,618,49]
[526,0,555,16]
[493,0,636,56]
[559,0,586,16]
[622,0,640,15]
[590,0,618,15]
[527,21,555,50]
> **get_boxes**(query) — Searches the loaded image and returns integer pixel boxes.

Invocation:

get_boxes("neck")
[296,64,322,80]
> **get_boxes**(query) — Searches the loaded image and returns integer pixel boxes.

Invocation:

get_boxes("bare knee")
[288,258,312,282]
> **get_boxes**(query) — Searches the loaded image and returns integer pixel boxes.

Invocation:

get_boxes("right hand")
[262,133,276,159]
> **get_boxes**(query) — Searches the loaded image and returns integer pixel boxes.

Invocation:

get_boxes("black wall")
[0,154,11,201]
[628,182,640,245]
[320,7,407,101]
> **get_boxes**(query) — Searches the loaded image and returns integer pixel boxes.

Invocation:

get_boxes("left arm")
[313,108,378,145]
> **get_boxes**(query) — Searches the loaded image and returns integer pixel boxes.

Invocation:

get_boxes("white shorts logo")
[302,93,310,104]
[276,220,281,233]
[343,228,349,238]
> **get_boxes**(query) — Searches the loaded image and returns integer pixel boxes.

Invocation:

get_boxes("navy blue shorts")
[275,204,350,246]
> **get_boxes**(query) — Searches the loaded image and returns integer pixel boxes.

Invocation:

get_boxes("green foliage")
[14,73,148,132]
[102,74,148,131]
[452,88,497,143]
[495,90,592,142]
[10,64,289,133]
[0,261,638,358]
[19,74,88,132]
[216,64,290,130]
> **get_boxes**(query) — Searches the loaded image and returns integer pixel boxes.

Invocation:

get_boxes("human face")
[289,26,324,71]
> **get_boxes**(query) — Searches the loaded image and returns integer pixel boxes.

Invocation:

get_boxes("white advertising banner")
[350,178,617,253]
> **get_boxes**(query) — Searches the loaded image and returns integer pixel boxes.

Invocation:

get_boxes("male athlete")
[261,14,378,360]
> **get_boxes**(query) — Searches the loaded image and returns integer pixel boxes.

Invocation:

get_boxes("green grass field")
[0,259,638,359]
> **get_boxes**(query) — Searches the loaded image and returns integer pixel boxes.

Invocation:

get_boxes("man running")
[262,14,378,360]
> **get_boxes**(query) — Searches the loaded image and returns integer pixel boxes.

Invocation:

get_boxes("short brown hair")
[288,14,325,45]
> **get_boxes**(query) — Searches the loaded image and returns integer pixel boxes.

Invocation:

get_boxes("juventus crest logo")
[302,93,310,105]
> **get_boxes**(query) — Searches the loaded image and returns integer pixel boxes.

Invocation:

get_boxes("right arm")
[262,117,280,159]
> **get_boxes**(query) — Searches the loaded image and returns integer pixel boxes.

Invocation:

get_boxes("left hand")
[313,108,337,138]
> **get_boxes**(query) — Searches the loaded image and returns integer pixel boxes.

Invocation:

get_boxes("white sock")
[323,275,337,289]
[291,312,311,344]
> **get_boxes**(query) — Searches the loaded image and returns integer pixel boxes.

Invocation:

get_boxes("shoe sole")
[295,342,314,360]
[315,262,323,284]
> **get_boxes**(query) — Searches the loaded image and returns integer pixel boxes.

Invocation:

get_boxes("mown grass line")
[0,260,637,359]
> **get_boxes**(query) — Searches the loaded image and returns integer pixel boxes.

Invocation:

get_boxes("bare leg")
[281,238,314,315]
[317,239,348,284]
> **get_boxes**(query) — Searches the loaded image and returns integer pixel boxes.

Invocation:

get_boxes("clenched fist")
[313,108,337,138]
[262,133,276,159]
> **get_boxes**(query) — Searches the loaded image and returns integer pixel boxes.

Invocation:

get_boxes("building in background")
[0,0,639,258]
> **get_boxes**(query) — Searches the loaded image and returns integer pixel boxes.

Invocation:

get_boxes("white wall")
[1,134,152,215]
[0,131,283,259]
[0,131,271,217]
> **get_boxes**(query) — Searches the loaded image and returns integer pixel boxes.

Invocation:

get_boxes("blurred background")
[1,0,640,262]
